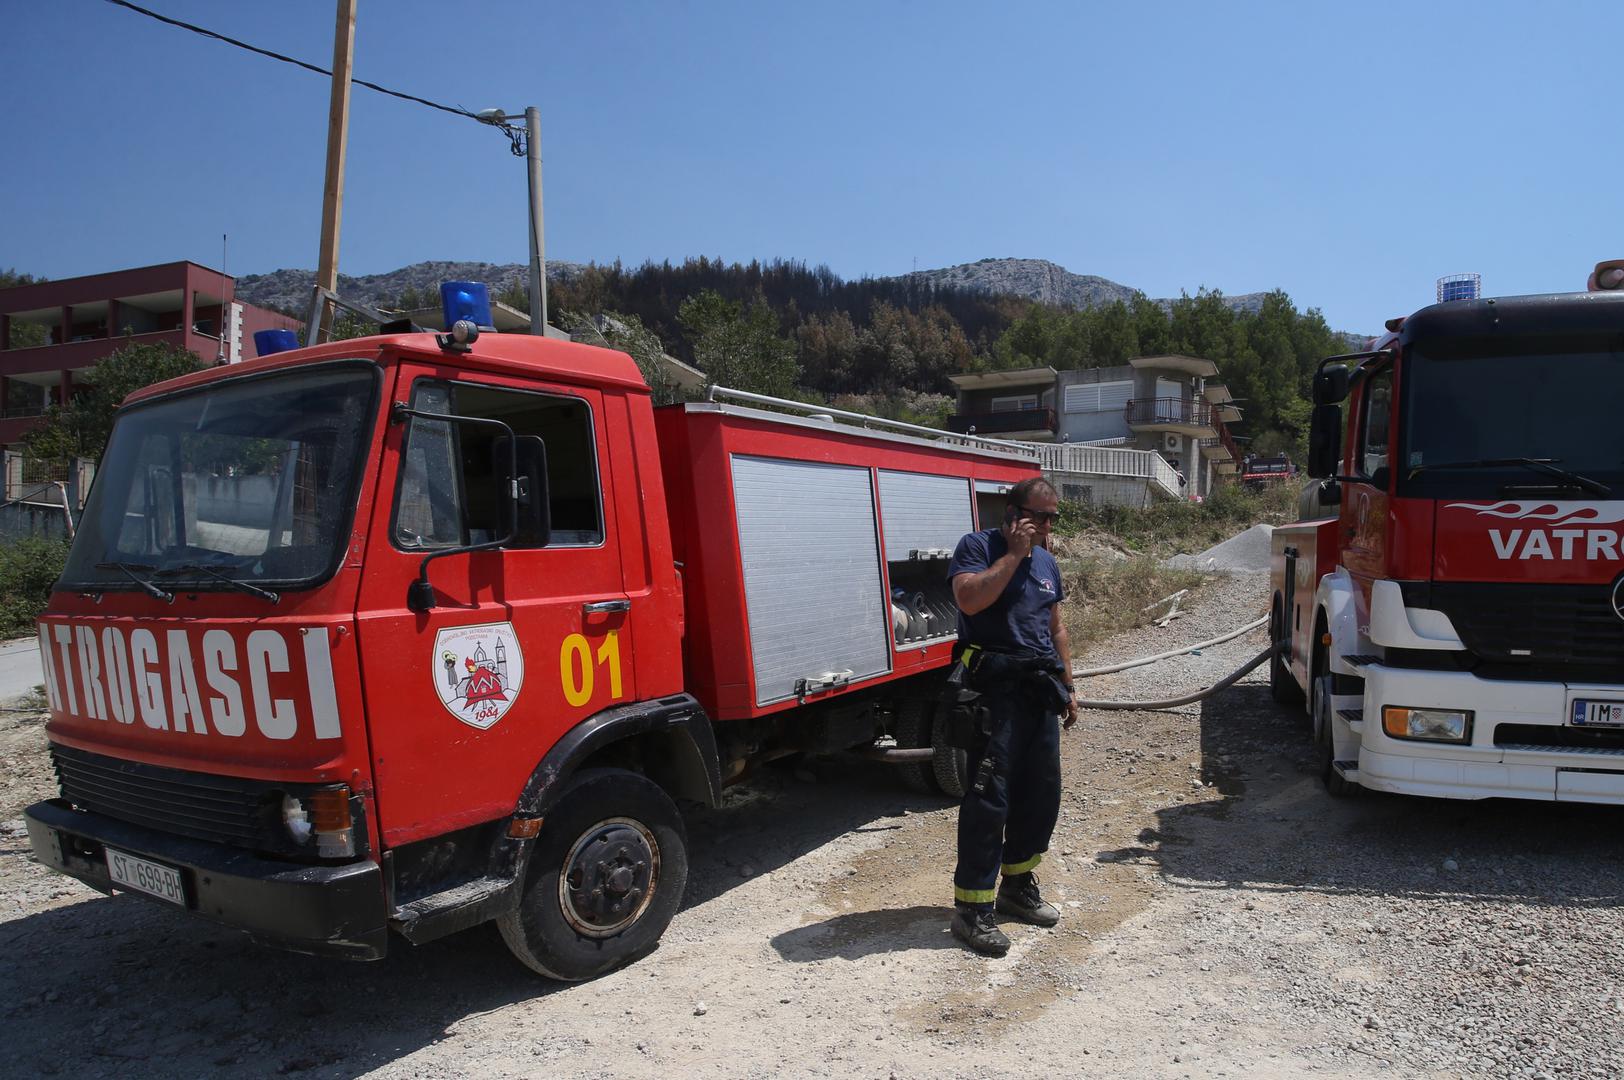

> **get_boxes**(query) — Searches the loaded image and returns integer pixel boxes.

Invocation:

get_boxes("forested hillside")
[536,258,1349,457]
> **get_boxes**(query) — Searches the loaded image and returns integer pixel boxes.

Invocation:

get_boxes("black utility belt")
[957,645,1064,684]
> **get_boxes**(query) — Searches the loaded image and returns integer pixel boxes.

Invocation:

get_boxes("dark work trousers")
[952,678,1062,907]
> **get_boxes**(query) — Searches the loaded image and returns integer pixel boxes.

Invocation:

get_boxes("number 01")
[560,631,623,707]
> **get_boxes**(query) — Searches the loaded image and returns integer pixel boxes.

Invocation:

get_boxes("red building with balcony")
[0,262,301,448]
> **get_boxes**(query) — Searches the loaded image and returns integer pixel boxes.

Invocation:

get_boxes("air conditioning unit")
[1162,432,1181,452]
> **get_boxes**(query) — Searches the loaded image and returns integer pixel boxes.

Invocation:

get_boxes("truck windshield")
[60,363,379,592]
[1397,332,1624,499]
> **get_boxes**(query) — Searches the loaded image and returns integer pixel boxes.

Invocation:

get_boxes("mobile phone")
[1003,505,1019,526]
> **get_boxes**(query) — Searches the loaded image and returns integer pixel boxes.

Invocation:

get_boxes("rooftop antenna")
[216,232,227,363]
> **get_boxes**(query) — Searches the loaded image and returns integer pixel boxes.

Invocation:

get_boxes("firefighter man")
[945,476,1078,956]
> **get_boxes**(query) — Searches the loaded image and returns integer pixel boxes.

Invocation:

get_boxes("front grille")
[1495,723,1624,752]
[1432,582,1624,670]
[51,744,288,852]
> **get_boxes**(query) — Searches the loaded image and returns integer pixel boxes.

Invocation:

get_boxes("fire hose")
[1071,613,1273,711]
[1073,644,1272,711]
[860,616,1275,761]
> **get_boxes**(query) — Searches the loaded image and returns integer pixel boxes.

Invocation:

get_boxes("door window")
[393,381,604,550]
[1359,368,1393,478]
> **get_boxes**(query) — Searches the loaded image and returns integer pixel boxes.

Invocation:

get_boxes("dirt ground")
[4,574,1623,1079]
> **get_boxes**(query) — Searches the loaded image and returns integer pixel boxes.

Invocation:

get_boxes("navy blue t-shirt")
[946,527,1064,655]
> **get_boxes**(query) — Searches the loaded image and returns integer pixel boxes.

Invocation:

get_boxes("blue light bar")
[440,281,495,332]
[253,329,300,356]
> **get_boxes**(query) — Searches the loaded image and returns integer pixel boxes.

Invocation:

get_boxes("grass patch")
[1053,554,1206,653]
[0,536,69,638]
[1045,484,1294,651]
[1057,482,1298,560]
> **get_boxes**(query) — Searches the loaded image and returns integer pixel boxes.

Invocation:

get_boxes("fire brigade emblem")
[432,622,525,730]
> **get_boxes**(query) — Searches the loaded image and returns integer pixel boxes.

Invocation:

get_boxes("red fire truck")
[24,312,1035,979]
[1269,266,1624,801]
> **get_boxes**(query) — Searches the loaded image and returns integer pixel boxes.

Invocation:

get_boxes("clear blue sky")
[4,0,1620,333]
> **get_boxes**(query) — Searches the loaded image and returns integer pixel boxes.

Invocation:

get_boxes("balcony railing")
[946,407,1056,436]
[1198,424,1241,462]
[1124,397,1217,431]
[1016,442,1184,501]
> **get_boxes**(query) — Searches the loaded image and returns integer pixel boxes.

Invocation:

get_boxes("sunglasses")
[1014,505,1059,525]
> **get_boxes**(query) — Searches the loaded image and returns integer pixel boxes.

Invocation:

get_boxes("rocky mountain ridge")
[901,257,1272,315]
[234,260,588,315]
[235,257,1273,318]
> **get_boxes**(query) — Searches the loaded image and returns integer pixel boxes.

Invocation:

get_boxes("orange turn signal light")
[307,786,353,833]
[507,817,543,839]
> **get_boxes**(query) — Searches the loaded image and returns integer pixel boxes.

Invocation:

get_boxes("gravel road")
[3,572,1622,1079]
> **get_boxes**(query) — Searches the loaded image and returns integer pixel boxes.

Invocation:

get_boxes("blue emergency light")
[253,328,300,356]
[440,281,495,332]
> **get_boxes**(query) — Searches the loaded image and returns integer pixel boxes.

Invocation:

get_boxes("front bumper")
[1355,665,1624,803]
[25,799,389,959]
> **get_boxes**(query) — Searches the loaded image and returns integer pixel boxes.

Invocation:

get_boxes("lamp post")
[477,106,547,334]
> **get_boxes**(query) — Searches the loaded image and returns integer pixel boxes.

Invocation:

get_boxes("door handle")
[582,599,631,615]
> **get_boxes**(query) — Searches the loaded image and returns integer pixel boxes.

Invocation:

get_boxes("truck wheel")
[1269,601,1305,706]
[932,718,970,799]
[498,768,688,981]
[894,700,937,794]
[1312,671,1360,799]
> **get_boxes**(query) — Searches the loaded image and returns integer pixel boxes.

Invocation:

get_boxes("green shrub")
[0,537,69,637]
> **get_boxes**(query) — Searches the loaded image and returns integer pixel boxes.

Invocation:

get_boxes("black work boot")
[996,872,1060,927]
[950,905,1011,957]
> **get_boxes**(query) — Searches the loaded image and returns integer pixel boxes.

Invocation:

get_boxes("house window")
[1062,380,1132,414]
[990,394,1038,413]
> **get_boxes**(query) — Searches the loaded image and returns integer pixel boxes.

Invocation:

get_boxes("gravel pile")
[1165,523,1276,573]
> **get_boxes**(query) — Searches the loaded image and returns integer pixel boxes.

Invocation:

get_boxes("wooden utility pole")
[314,0,358,343]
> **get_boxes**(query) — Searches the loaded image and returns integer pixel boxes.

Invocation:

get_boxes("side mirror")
[1318,479,1341,507]
[1313,363,1350,405]
[1307,403,1343,478]
[493,435,551,547]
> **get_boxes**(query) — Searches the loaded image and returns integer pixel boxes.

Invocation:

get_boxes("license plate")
[105,848,187,907]
[1571,699,1624,728]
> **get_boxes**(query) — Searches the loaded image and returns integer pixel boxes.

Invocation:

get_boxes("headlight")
[281,794,313,844]
[1382,706,1471,743]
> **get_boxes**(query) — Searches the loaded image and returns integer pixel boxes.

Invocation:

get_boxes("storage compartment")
[731,455,891,707]
[654,402,1035,721]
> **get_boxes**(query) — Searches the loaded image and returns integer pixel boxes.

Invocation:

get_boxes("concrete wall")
[0,500,71,541]
[1050,470,1159,508]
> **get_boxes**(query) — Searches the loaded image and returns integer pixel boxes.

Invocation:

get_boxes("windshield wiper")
[1408,457,1611,497]
[93,562,174,603]
[156,563,280,604]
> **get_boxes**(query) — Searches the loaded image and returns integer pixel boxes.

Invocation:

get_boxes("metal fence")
[1011,441,1184,500]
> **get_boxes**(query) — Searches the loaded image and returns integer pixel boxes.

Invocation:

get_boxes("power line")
[101,0,500,129]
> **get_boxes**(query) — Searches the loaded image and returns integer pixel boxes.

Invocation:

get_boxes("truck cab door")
[1340,364,1395,610]
[355,368,635,848]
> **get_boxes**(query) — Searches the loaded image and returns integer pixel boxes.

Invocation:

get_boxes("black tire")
[894,699,937,794]
[1269,600,1305,706]
[498,768,688,981]
[1312,658,1360,799]
[932,717,970,799]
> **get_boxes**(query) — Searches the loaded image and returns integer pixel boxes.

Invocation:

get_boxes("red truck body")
[1269,286,1624,802]
[25,329,1035,976]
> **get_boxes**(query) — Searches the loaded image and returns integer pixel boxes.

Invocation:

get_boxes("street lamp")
[476,106,547,334]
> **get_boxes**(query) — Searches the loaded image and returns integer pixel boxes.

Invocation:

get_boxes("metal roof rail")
[705,385,1028,455]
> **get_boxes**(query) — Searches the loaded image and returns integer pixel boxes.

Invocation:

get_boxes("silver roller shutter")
[877,470,973,559]
[730,455,891,706]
